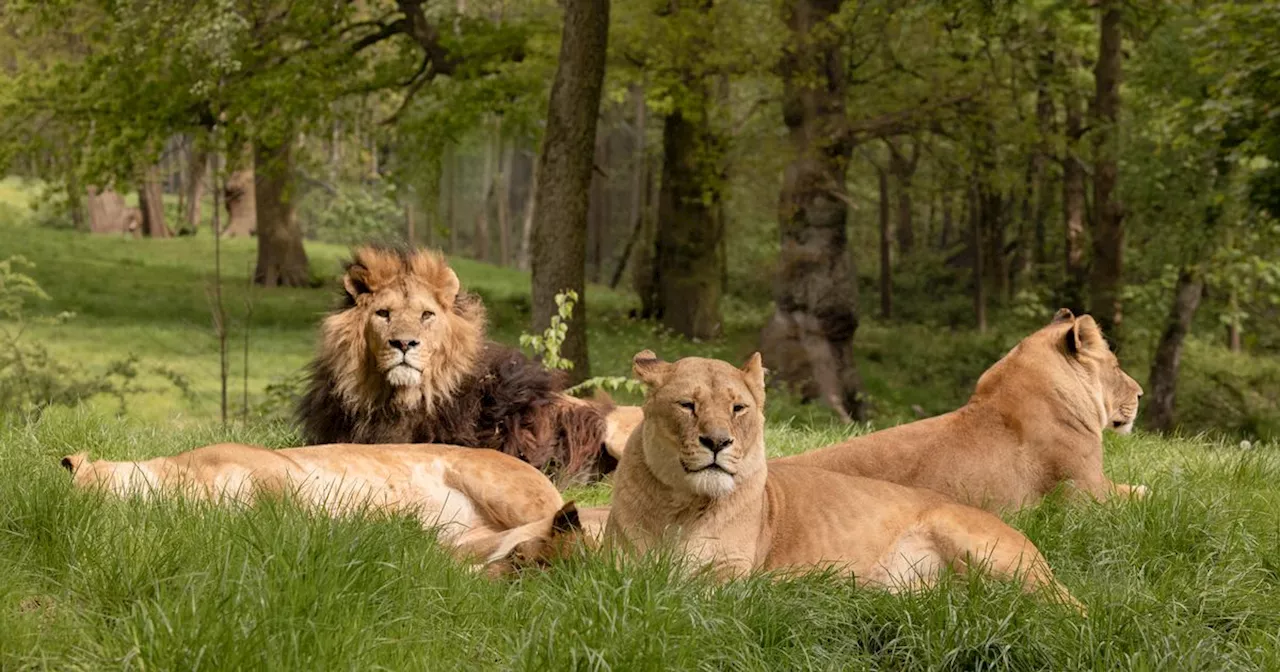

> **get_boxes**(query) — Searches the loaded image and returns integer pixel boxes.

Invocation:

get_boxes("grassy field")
[2,205,1279,668]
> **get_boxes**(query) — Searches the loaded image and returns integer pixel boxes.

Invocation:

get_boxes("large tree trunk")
[529,0,609,383]
[223,146,257,238]
[137,164,171,238]
[1062,79,1088,315]
[183,145,208,234]
[655,106,725,339]
[1090,0,1125,345]
[1145,267,1204,432]
[760,0,862,422]
[85,187,140,236]
[878,166,892,320]
[253,139,310,287]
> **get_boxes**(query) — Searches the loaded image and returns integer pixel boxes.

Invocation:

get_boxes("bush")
[299,181,404,246]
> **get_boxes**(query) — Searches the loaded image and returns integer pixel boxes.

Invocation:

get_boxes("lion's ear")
[342,264,372,300]
[1050,308,1075,325]
[550,501,581,536]
[741,352,766,398]
[60,452,87,475]
[632,350,671,388]
[1066,315,1106,356]
[439,268,461,310]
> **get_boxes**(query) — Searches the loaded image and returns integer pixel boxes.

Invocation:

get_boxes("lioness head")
[631,350,767,498]
[322,247,485,410]
[985,309,1142,433]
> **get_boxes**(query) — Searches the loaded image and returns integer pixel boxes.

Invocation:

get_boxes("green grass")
[3,200,1280,669]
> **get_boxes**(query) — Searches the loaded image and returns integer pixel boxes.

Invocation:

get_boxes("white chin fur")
[1113,419,1135,434]
[386,366,422,388]
[686,469,736,498]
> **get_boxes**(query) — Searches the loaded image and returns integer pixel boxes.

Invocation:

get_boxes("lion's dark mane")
[297,342,611,481]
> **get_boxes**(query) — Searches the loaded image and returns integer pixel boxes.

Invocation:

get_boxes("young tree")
[529,0,610,382]
[1090,0,1125,345]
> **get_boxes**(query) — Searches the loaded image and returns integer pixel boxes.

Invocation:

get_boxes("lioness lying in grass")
[60,442,563,563]
[602,350,1080,608]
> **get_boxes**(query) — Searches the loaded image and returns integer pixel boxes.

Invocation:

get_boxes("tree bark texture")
[223,147,257,238]
[1145,267,1204,432]
[184,146,208,233]
[1091,0,1125,345]
[252,139,310,287]
[1062,82,1088,315]
[85,187,140,236]
[529,0,609,382]
[656,106,725,340]
[137,164,171,238]
[760,0,862,422]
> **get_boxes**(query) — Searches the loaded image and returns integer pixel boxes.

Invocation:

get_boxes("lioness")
[776,309,1147,511]
[605,350,1079,607]
[296,246,637,482]
[60,442,563,562]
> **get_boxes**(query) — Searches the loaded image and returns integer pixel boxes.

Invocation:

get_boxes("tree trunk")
[971,183,986,332]
[444,144,458,255]
[85,187,139,236]
[517,150,537,269]
[888,139,917,255]
[609,84,648,290]
[65,173,86,231]
[223,146,257,238]
[940,190,953,248]
[760,0,862,422]
[1145,267,1204,432]
[1062,80,1087,315]
[632,153,660,317]
[252,139,310,287]
[529,0,609,383]
[1226,288,1242,352]
[476,126,495,262]
[1032,43,1056,267]
[497,139,513,266]
[878,166,892,320]
[656,107,725,339]
[183,145,208,234]
[137,164,171,238]
[1090,0,1125,345]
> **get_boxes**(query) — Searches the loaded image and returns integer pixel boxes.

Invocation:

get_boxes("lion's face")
[631,351,767,499]
[1098,348,1142,434]
[357,283,451,388]
[322,247,485,411]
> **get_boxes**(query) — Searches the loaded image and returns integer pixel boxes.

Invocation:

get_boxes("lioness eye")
[421,310,435,322]
[375,309,391,319]
[733,403,747,415]
[678,401,695,413]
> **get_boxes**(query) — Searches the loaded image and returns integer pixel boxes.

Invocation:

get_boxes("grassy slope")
[2,210,1279,668]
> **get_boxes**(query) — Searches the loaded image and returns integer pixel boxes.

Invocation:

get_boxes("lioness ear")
[342,264,372,300]
[60,452,87,475]
[1066,315,1106,356]
[1050,308,1075,325]
[632,350,671,388]
[741,352,766,398]
[550,501,581,536]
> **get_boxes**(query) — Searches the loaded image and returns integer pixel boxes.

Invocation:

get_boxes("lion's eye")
[733,403,747,415]
[421,310,435,322]
[375,309,391,319]
[678,401,695,413]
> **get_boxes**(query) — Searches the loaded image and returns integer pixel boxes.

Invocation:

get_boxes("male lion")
[296,246,623,482]
[776,309,1147,511]
[603,350,1080,608]
[60,443,564,562]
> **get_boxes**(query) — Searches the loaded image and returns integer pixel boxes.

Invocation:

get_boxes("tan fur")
[321,246,484,416]
[60,443,563,561]
[604,351,1081,609]
[777,310,1147,511]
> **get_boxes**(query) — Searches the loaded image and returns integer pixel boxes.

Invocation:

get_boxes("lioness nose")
[388,339,420,353]
[699,433,734,454]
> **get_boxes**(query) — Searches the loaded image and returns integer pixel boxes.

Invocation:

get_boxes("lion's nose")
[699,433,734,454]
[388,339,420,353]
